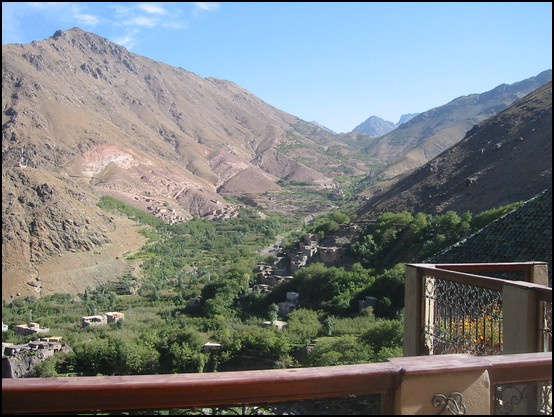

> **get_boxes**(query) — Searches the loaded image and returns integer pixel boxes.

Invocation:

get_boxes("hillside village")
[253,227,357,293]
[2,311,125,378]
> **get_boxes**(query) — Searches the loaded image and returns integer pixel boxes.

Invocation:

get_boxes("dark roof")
[427,187,552,284]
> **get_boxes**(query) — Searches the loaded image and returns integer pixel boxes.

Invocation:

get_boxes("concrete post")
[528,262,548,286]
[403,265,423,357]
[388,354,491,415]
[502,285,539,354]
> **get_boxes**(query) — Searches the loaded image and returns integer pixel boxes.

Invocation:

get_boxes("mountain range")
[356,80,552,220]
[358,70,552,182]
[2,27,551,300]
[352,113,419,137]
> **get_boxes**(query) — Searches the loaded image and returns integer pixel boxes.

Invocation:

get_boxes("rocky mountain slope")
[2,28,342,209]
[356,81,552,220]
[2,28,374,300]
[361,70,552,180]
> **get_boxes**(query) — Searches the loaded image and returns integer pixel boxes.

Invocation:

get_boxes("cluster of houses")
[143,198,189,224]
[252,231,354,295]
[137,194,240,223]
[2,323,72,378]
[3,336,68,358]
[201,201,239,221]
[2,313,124,378]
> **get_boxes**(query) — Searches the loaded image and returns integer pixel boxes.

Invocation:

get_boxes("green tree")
[360,319,403,356]
[268,303,279,323]
[303,335,373,367]
[285,309,321,344]
[324,315,336,336]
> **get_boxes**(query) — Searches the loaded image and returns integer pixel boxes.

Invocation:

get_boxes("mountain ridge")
[361,69,552,181]
[352,113,418,136]
[356,81,553,220]
[1,27,347,300]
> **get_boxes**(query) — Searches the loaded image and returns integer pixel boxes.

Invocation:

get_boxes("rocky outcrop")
[2,341,73,378]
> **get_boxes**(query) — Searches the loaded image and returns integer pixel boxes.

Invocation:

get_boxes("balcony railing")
[2,352,552,415]
[404,262,552,357]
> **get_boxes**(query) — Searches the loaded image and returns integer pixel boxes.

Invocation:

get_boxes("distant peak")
[51,27,85,39]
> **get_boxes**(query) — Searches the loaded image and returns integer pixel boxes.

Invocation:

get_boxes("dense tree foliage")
[3,197,521,377]
[351,210,474,271]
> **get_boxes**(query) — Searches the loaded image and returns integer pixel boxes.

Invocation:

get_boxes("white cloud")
[162,20,189,30]
[74,12,99,26]
[191,2,219,12]
[25,2,99,27]
[138,3,168,15]
[125,16,159,28]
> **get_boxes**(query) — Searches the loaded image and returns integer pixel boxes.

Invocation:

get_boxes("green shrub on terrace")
[308,208,352,238]
[470,201,523,232]
[97,196,165,228]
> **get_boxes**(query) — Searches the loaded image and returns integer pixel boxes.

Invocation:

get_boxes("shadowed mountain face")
[356,81,552,221]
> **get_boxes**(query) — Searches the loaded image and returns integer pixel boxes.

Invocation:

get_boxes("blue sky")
[2,2,552,133]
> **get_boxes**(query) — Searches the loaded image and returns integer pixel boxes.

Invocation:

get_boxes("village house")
[14,322,49,336]
[358,295,378,312]
[81,315,107,328]
[186,297,203,308]
[105,312,124,323]
[263,320,288,330]
[2,343,29,357]
[252,284,271,293]
[203,342,221,354]
[28,339,63,352]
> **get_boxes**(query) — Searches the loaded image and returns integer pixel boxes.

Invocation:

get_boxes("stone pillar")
[403,265,423,357]
[388,354,491,415]
[528,262,548,286]
[502,284,539,354]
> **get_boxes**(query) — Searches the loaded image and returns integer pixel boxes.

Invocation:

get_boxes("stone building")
[14,322,49,336]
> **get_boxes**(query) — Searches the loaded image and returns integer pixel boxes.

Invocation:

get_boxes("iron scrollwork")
[432,392,467,415]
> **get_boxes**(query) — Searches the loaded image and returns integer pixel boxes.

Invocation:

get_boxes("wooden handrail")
[432,261,547,275]
[2,362,399,414]
[3,353,551,415]
[486,352,552,384]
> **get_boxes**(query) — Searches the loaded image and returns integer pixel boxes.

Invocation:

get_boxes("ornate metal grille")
[494,380,552,415]
[540,300,552,352]
[423,276,503,355]
[47,395,383,415]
